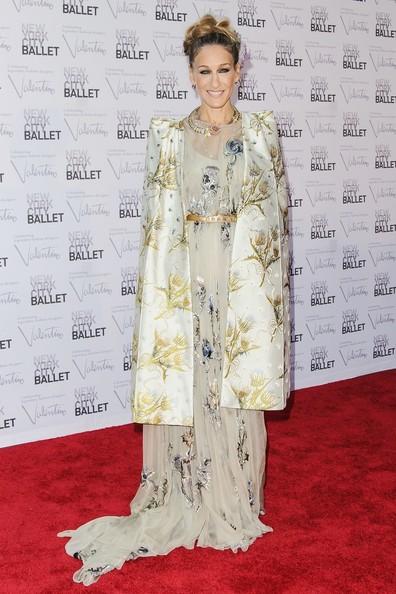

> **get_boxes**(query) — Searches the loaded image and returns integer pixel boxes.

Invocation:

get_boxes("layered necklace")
[187,106,241,137]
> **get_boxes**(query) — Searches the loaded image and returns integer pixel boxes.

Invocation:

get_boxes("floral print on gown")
[58,113,272,586]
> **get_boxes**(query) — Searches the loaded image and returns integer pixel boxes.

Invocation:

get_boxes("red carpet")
[1,370,395,594]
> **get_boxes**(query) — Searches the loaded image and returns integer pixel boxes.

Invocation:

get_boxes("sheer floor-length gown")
[58,114,272,586]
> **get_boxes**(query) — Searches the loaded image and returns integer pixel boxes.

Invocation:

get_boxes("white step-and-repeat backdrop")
[1,0,395,447]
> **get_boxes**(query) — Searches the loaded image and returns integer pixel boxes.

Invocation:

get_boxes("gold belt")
[185,212,237,223]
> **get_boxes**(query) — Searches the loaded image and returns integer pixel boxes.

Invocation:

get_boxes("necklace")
[187,106,241,137]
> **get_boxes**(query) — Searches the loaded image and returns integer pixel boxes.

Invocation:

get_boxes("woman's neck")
[197,103,235,126]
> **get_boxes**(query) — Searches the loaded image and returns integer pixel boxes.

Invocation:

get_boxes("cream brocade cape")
[131,111,290,426]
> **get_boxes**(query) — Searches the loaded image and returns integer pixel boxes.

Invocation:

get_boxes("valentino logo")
[155,0,187,22]
[74,386,108,416]
[64,67,99,99]
[310,6,336,32]
[27,192,64,224]
[343,112,366,137]
[275,40,302,67]
[68,230,104,261]
[30,274,67,306]
[374,272,396,297]
[311,280,335,306]
[375,79,396,104]
[306,253,336,274]
[310,214,336,239]
[339,280,368,303]
[342,245,366,270]
[277,112,302,138]
[22,23,59,56]
[66,150,101,180]
[375,145,396,169]
[156,71,187,100]
[34,354,70,385]
[115,29,149,60]
[368,309,395,330]
[305,319,336,340]
[343,44,367,70]
[238,73,266,101]
[339,345,368,367]
[310,346,335,371]
[237,0,265,27]
[0,338,12,350]
[311,76,336,103]
[123,344,132,371]
[342,309,365,334]
[373,335,395,359]
[342,180,366,205]
[0,256,8,268]
[375,12,396,38]
[375,210,396,233]
[119,189,141,219]
[121,267,138,296]
[72,310,105,340]
[63,0,99,16]
[311,146,335,171]
[117,110,148,140]
[24,109,61,141]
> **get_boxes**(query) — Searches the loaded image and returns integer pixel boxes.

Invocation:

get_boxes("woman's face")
[189,44,240,111]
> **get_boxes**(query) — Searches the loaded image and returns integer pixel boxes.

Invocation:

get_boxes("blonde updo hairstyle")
[183,14,241,66]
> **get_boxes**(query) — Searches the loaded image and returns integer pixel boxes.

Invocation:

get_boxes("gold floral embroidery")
[228,272,245,295]
[147,149,178,191]
[224,315,259,378]
[142,212,164,252]
[154,273,192,319]
[267,293,283,341]
[249,112,273,134]
[139,330,189,381]
[231,373,275,408]
[238,164,270,216]
[244,227,280,287]
[133,391,172,424]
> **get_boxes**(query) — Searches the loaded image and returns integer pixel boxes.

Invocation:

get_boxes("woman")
[58,15,290,586]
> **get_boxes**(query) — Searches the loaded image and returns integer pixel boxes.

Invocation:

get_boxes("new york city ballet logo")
[375,79,396,104]
[310,6,336,32]
[121,267,137,296]
[156,71,188,100]
[342,44,366,70]
[310,346,335,372]
[27,192,64,224]
[74,386,108,417]
[375,210,396,233]
[64,67,99,99]
[237,73,266,101]
[275,40,303,67]
[68,231,103,262]
[342,309,365,335]
[290,320,303,344]
[310,214,336,239]
[0,338,12,351]
[23,109,61,141]
[311,280,335,307]
[237,0,266,28]
[30,275,67,306]
[66,150,101,181]
[119,189,141,219]
[117,111,148,140]
[34,354,70,385]
[342,180,366,205]
[311,146,335,172]
[374,272,396,297]
[123,343,132,371]
[375,12,396,38]
[276,112,302,139]
[375,145,396,169]
[310,76,335,103]
[373,335,395,359]
[22,24,59,56]
[342,245,366,270]
[72,310,106,341]
[155,0,187,22]
[343,113,367,138]
[289,254,303,278]
[115,30,149,60]
[63,0,99,16]
[287,184,303,208]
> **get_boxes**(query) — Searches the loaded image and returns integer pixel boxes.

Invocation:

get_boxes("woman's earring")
[235,80,239,86]
[192,83,196,89]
